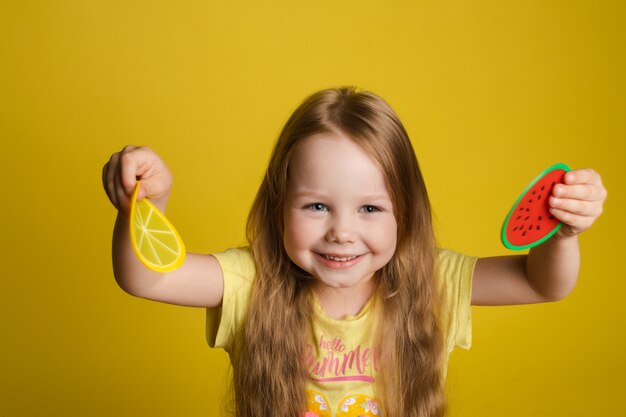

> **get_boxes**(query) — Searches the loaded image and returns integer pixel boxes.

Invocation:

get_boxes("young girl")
[102,87,606,417]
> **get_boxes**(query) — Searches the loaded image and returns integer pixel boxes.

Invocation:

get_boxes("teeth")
[322,254,358,262]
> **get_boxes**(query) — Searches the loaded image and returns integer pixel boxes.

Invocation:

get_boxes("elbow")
[114,275,139,297]
[112,261,152,299]
[537,283,577,303]
[542,292,568,303]
[113,272,147,299]
[113,270,166,302]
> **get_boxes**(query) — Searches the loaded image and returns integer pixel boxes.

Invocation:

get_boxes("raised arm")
[102,145,224,308]
[472,168,607,306]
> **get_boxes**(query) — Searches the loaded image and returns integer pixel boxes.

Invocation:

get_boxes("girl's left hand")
[549,168,607,237]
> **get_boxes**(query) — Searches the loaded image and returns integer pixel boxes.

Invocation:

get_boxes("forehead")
[288,133,390,197]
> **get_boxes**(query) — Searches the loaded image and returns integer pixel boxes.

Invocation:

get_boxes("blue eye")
[361,205,380,213]
[308,203,328,212]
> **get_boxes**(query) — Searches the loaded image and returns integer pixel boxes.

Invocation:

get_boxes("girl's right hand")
[102,145,173,217]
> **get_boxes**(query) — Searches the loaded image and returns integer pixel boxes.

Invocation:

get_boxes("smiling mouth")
[314,252,364,270]
[319,253,360,262]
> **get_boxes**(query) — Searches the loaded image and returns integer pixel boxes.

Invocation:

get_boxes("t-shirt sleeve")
[437,248,478,352]
[205,247,255,353]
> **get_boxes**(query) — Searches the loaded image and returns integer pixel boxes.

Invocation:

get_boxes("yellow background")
[2,1,624,415]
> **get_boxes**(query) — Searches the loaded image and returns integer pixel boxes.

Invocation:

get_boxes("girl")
[102,87,606,417]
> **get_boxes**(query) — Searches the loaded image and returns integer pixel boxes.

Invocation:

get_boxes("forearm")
[525,233,580,301]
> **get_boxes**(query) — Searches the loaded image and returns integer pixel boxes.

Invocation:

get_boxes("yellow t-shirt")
[206,247,477,417]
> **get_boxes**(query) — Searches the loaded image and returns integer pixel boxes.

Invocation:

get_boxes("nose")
[324,213,356,244]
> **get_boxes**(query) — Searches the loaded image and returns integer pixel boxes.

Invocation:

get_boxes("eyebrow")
[291,190,392,202]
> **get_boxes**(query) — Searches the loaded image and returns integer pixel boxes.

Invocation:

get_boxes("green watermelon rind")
[501,163,571,251]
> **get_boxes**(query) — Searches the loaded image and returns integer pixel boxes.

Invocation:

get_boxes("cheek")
[283,217,320,271]
[283,213,315,252]
[371,218,398,254]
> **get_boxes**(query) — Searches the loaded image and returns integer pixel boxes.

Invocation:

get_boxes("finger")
[564,168,602,186]
[549,196,603,217]
[549,207,596,232]
[111,161,128,213]
[119,146,160,201]
[553,183,607,202]
[119,145,140,195]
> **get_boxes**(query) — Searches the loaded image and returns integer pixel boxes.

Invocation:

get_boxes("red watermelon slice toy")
[501,163,571,250]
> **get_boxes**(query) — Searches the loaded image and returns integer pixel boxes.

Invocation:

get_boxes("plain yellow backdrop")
[1,1,624,415]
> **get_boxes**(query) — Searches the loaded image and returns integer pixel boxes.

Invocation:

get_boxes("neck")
[314,279,376,320]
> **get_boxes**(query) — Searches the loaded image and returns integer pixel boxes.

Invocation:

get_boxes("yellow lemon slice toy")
[130,182,186,272]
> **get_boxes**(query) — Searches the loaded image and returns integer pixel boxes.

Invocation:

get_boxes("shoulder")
[212,246,256,281]
[436,248,478,280]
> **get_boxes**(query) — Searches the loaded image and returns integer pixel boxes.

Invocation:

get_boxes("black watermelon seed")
[529,225,533,230]
[537,195,541,200]
[526,208,530,212]
[549,215,554,220]
[529,199,533,203]
[513,227,518,231]
[538,216,543,221]
[517,216,521,220]
[525,216,529,220]
[541,185,545,191]
[522,231,527,236]
[537,226,541,230]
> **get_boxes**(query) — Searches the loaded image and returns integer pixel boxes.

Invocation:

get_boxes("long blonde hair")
[235,87,444,417]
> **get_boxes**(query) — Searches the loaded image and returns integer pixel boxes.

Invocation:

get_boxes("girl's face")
[283,132,398,296]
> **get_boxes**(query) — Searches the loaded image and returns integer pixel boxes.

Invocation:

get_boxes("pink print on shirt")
[304,334,380,383]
